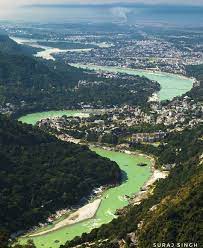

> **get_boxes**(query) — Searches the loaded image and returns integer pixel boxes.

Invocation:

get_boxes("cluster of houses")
[61,33,203,75]
[36,94,202,149]
[154,96,203,128]
[131,131,167,143]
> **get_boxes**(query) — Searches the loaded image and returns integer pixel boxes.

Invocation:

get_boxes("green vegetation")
[186,64,203,101]
[0,231,36,248]
[0,114,121,246]
[131,127,202,166]
[62,125,203,248]
[0,50,86,116]
[0,33,41,56]
[1,29,202,248]
[0,34,160,247]
[0,36,159,117]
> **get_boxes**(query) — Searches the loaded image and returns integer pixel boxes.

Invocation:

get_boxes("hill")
[0,39,159,117]
[186,64,203,102]
[0,51,86,116]
[0,114,121,241]
[62,125,203,248]
[59,64,203,248]
[0,32,41,56]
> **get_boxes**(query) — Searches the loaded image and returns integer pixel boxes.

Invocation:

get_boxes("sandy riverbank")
[131,168,168,206]
[28,143,167,238]
[30,199,101,237]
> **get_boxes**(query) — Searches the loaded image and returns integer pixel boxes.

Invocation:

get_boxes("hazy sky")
[0,0,203,23]
[1,0,203,9]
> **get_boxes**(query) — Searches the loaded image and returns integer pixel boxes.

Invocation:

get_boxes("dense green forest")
[1,30,202,248]
[0,35,159,117]
[0,33,41,56]
[186,64,203,101]
[0,51,85,116]
[0,114,121,244]
[62,125,203,248]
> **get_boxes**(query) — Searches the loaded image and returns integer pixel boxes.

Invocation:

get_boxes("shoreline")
[29,199,102,237]
[18,110,89,125]
[17,114,169,241]
[10,35,196,83]
[24,143,162,238]
[91,144,168,206]
[71,63,195,82]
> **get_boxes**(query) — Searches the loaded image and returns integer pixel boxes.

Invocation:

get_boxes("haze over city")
[0,0,202,25]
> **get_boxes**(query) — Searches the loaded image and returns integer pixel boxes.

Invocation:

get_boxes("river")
[17,61,191,246]
[20,146,151,248]
[11,37,109,61]
[16,38,193,247]
[18,110,89,125]
[11,36,193,101]
[19,111,152,248]
[71,64,194,101]
[12,36,193,100]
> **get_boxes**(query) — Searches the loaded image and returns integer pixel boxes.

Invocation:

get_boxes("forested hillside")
[0,114,121,241]
[0,34,159,248]
[186,64,203,101]
[0,51,86,116]
[62,125,203,248]
[0,35,159,117]
[56,64,203,248]
[0,32,40,56]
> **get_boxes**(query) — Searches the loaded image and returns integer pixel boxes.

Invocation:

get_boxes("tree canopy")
[0,114,121,239]
[63,125,203,248]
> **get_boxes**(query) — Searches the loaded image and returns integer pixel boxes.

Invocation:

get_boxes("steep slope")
[0,39,159,117]
[186,64,203,101]
[62,126,202,248]
[0,51,87,116]
[0,114,121,237]
[0,50,159,117]
[136,172,202,247]
[57,64,203,248]
[0,32,40,56]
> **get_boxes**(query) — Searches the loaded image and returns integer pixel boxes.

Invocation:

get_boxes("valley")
[0,18,202,248]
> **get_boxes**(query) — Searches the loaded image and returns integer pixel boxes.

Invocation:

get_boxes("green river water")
[72,64,194,101]
[18,66,193,247]
[18,110,89,125]
[20,148,151,248]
